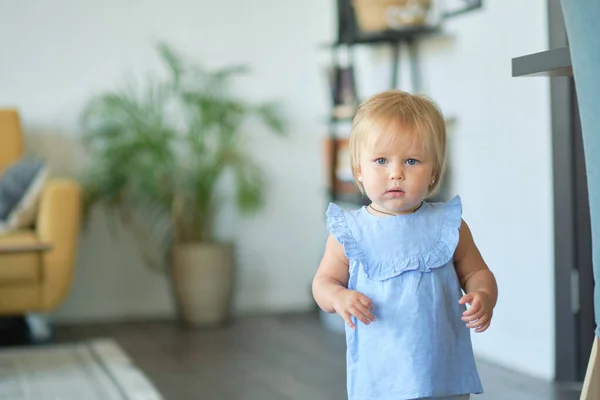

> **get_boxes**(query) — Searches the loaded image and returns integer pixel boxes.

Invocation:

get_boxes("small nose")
[389,163,404,180]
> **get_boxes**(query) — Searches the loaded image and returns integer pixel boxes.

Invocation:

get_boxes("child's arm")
[454,220,498,332]
[312,234,375,329]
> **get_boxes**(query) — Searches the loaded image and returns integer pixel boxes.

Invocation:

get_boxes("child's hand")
[332,289,375,329]
[459,290,494,333]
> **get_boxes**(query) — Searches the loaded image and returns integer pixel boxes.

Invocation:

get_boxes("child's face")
[357,131,434,215]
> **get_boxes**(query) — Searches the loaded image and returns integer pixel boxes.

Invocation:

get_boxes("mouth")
[386,188,405,197]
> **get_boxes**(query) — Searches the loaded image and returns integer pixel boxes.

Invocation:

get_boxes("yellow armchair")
[0,109,81,315]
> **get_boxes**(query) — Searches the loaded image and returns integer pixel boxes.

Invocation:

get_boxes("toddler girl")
[312,90,498,400]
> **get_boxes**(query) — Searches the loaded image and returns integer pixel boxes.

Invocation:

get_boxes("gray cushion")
[0,156,46,221]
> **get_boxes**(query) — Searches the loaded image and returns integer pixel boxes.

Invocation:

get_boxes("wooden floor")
[53,311,581,400]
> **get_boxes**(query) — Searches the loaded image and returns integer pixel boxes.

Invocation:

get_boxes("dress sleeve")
[325,203,361,260]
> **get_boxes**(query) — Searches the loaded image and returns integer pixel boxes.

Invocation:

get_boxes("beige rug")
[0,338,162,399]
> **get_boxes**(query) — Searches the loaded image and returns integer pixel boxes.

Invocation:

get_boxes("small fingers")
[462,308,484,322]
[341,311,355,329]
[359,296,374,310]
[475,320,491,333]
[466,314,490,329]
[458,293,474,305]
[354,303,376,322]
[349,306,373,326]
[462,301,481,317]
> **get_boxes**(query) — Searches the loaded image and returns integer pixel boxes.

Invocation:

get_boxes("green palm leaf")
[79,42,286,272]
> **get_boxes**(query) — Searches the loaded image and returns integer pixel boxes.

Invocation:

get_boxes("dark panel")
[547,0,579,383]
[572,87,595,380]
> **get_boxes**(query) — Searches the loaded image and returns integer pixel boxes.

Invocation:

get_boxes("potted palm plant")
[80,42,286,327]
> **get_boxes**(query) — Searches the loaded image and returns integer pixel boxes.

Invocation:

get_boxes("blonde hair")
[349,90,447,196]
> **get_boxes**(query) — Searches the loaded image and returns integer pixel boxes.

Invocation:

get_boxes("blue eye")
[406,159,419,166]
[375,158,387,165]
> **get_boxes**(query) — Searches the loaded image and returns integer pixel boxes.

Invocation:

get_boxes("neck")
[368,202,423,216]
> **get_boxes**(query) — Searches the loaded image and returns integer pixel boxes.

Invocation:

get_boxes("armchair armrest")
[36,178,82,310]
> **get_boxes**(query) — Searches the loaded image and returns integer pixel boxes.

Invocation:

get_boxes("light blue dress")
[326,195,483,400]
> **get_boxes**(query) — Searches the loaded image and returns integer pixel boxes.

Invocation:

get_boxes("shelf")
[325,25,442,47]
[512,47,572,77]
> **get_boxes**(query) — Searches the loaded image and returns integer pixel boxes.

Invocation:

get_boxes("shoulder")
[324,233,349,264]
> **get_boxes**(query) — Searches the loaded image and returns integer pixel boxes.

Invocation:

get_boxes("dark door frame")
[548,0,595,383]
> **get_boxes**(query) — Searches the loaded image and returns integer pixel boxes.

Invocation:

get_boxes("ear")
[356,166,362,182]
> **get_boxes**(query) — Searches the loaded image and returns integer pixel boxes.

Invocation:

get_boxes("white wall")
[441,1,554,381]
[359,0,554,380]
[0,0,333,320]
[1,0,555,381]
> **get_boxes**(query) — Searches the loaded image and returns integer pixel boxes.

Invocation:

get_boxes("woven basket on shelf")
[352,0,433,32]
